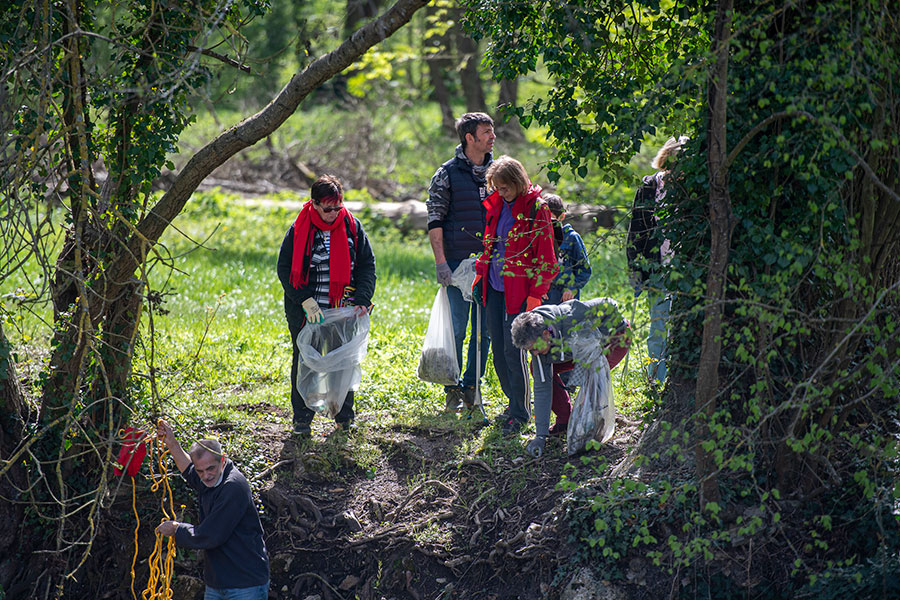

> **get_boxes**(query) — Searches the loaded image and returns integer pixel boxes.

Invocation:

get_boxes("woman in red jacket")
[474,156,559,435]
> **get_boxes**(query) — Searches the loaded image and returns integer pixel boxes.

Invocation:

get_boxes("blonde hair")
[487,155,530,199]
[651,136,689,171]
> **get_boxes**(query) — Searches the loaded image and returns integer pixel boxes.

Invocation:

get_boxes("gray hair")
[188,438,223,461]
[511,311,548,349]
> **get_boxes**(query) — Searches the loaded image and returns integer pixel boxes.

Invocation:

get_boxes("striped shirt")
[309,229,356,308]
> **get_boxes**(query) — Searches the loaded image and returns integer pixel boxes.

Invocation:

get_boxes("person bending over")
[511,298,631,457]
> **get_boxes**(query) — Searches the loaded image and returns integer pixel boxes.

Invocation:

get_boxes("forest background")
[1,0,898,599]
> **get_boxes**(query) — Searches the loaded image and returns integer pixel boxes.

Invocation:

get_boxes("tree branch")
[107,0,429,288]
[188,46,252,73]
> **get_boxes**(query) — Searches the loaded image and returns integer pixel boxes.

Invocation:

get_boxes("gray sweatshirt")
[529,298,626,437]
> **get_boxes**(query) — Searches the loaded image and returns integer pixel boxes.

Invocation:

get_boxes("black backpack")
[528,197,561,256]
[626,176,661,282]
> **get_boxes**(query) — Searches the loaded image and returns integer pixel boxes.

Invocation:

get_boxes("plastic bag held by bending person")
[296,307,370,418]
[417,287,460,385]
[566,356,615,456]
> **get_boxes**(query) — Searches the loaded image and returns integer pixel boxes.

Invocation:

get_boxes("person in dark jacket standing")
[277,174,376,435]
[426,112,495,413]
[626,136,686,387]
[155,419,269,600]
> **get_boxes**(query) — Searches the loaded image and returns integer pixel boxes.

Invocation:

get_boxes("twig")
[251,459,295,482]
[459,458,493,474]
[390,479,457,522]
[187,46,251,73]
[295,571,345,599]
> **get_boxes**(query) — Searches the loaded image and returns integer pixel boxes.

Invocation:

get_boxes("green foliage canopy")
[467,0,707,181]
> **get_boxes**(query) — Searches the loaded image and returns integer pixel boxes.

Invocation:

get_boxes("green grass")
[4,186,658,468]
[137,189,657,464]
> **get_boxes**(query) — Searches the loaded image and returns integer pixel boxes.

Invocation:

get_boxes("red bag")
[114,427,147,477]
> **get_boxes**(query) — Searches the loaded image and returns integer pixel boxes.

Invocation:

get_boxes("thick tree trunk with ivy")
[693,0,733,509]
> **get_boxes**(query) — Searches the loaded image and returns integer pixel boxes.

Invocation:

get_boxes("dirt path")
[240,407,643,600]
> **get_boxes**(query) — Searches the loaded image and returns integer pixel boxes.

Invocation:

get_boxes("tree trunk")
[496,78,524,141]
[453,11,487,114]
[694,0,733,511]
[425,4,456,135]
[87,280,144,425]
[0,323,27,592]
[345,0,384,36]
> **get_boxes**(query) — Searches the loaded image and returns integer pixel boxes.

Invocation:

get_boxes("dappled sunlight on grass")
[92,192,658,469]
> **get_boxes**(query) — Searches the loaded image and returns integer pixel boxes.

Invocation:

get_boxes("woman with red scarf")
[474,156,559,436]
[277,175,376,436]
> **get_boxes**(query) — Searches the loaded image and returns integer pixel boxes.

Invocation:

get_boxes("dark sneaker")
[548,422,568,436]
[293,422,311,437]
[462,386,477,410]
[444,388,464,413]
[493,410,510,425]
[501,418,524,436]
[337,419,356,433]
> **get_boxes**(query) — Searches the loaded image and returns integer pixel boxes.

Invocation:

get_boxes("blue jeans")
[445,259,491,391]
[646,288,670,385]
[485,286,528,423]
[204,582,269,600]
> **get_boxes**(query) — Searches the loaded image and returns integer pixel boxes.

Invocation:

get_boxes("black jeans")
[484,287,528,423]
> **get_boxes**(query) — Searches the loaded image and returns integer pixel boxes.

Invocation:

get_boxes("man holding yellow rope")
[156,419,269,600]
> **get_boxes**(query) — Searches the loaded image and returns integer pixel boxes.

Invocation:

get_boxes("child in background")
[544,193,592,305]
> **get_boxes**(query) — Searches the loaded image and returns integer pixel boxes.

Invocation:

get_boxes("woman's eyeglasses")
[314,201,343,213]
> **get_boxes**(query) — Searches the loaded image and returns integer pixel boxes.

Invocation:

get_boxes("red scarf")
[289,200,355,307]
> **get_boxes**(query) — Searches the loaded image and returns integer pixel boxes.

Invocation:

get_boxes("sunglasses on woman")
[314,200,343,213]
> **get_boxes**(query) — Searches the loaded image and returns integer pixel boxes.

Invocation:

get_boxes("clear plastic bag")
[566,355,615,456]
[416,287,460,385]
[450,258,477,303]
[296,307,370,418]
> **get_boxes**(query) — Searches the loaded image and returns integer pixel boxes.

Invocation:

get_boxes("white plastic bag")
[566,355,615,456]
[296,307,370,418]
[450,258,477,303]
[416,287,460,385]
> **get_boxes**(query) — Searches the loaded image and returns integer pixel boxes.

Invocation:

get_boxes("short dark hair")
[456,112,494,148]
[543,193,565,216]
[311,174,343,202]
[511,311,547,349]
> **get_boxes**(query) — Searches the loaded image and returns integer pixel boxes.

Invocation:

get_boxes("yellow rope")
[142,433,177,600]
[118,424,179,600]
[118,426,145,600]
[130,475,139,600]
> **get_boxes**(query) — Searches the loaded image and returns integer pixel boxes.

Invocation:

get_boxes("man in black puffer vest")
[426,113,495,413]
